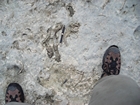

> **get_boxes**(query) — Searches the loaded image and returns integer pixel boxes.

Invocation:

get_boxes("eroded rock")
[134,25,140,40]
[66,3,75,17]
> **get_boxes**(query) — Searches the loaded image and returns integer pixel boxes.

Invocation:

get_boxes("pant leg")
[5,102,31,105]
[89,75,140,105]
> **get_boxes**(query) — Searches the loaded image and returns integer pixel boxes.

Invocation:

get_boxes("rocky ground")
[0,0,140,105]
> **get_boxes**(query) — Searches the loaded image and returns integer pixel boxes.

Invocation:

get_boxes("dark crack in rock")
[45,93,55,104]
[66,3,75,17]
[12,40,19,49]
[1,31,7,36]
[134,25,140,40]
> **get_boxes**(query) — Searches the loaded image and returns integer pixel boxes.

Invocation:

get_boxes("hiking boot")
[5,83,25,103]
[101,45,121,78]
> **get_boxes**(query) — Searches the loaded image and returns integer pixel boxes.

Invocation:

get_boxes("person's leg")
[5,83,31,105]
[89,75,140,105]
[89,45,140,105]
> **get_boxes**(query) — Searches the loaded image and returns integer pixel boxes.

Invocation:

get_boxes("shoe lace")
[102,57,119,75]
[108,57,118,74]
